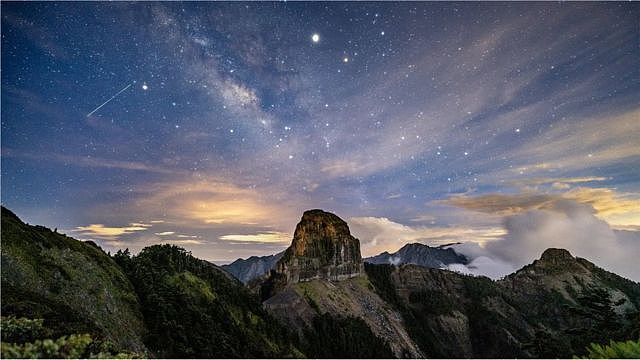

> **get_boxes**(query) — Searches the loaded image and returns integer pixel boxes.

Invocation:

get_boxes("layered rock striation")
[275,209,363,283]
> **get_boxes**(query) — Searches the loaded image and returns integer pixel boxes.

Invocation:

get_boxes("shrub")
[578,339,640,359]
[1,333,92,359]
[1,316,46,343]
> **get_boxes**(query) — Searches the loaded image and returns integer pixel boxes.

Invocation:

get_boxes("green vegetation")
[364,263,449,357]
[113,244,301,358]
[1,316,142,359]
[577,339,640,359]
[4,206,640,359]
[1,316,45,344]
[1,333,141,359]
[0,207,146,352]
[2,207,301,358]
[302,313,394,358]
[565,286,640,356]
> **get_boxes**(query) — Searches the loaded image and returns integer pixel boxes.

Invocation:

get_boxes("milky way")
[2,3,639,274]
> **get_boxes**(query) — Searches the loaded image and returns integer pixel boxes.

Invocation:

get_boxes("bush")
[1,333,143,359]
[1,316,46,343]
[578,339,640,359]
[1,333,92,359]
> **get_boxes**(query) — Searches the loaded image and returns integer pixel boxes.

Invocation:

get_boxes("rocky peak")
[503,248,590,286]
[539,248,575,264]
[275,209,363,283]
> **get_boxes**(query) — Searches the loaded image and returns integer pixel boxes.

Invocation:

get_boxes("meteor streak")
[86,83,132,117]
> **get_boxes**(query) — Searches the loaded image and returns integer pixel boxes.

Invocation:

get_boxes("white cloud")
[348,216,504,257]
[444,198,640,281]
[219,231,291,244]
[73,223,151,239]
[486,200,640,280]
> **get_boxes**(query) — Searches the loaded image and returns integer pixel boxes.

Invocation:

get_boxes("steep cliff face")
[264,210,422,358]
[275,209,363,283]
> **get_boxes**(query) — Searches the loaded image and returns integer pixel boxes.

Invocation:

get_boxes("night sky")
[2,3,639,278]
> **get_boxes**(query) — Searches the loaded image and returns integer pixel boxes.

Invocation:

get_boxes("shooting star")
[86,83,132,117]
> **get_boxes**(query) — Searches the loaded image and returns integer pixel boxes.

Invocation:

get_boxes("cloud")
[219,231,291,244]
[487,200,640,281]
[163,239,205,245]
[154,231,175,236]
[129,178,297,228]
[563,187,640,227]
[505,109,640,176]
[2,149,175,174]
[73,223,151,239]
[447,256,515,280]
[443,193,556,216]
[348,216,505,257]
[514,176,610,187]
[443,186,640,229]
[444,192,640,281]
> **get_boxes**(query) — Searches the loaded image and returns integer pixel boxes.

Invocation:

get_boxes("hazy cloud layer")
[349,216,504,257]
[445,196,640,281]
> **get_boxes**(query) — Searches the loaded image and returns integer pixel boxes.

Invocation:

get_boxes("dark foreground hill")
[2,206,639,358]
[0,206,301,358]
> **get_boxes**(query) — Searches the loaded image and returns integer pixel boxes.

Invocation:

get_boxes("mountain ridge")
[365,242,468,268]
[2,206,639,358]
[222,252,284,284]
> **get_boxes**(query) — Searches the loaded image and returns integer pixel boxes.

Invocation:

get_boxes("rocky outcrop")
[275,209,363,283]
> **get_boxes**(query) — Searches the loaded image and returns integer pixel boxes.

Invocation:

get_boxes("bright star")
[311,33,320,43]
[343,57,349,63]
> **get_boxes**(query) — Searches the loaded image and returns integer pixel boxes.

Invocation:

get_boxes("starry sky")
[2,3,639,277]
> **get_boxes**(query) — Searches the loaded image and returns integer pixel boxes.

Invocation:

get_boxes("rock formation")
[275,209,363,283]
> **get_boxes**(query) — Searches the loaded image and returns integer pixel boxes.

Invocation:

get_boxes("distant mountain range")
[224,241,468,284]
[364,242,468,267]
[222,252,283,284]
[2,206,639,358]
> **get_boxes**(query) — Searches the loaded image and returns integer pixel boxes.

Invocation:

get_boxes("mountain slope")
[0,206,147,353]
[261,210,423,358]
[365,248,640,358]
[260,209,640,358]
[264,276,423,358]
[222,251,283,284]
[365,242,467,268]
[113,245,302,358]
[1,206,302,358]
[4,206,638,358]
